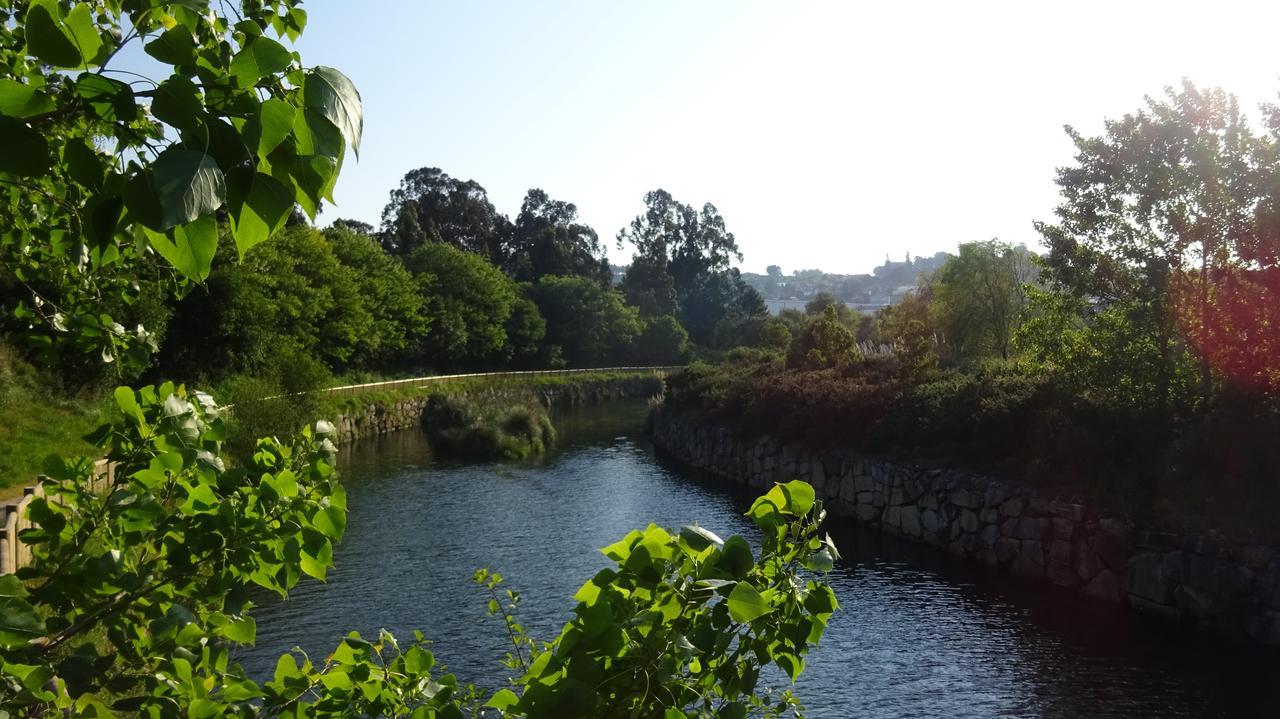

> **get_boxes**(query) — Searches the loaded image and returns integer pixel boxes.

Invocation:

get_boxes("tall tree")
[378,167,512,262]
[617,189,752,343]
[505,188,611,283]
[1037,80,1277,403]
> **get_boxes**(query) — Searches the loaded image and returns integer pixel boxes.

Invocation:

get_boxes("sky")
[282,0,1280,274]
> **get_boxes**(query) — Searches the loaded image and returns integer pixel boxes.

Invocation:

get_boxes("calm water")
[242,401,1280,717]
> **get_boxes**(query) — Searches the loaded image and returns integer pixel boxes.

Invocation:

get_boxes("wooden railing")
[0,365,683,575]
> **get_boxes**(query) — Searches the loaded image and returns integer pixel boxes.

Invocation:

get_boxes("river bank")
[242,399,1280,717]
[649,406,1280,647]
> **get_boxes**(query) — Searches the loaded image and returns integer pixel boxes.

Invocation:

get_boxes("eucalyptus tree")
[0,0,362,372]
[505,188,611,284]
[378,166,511,263]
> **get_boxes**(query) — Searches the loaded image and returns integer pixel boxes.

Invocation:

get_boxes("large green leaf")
[62,2,106,66]
[304,66,362,158]
[0,79,55,117]
[0,116,50,176]
[726,582,772,623]
[231,37,293,86]
[151,75,204,132]
[143,215,217,282]
[24,0,80,67]
[76,73,136,123]
[256,98,295,155]
[153,148,226,230]
[0,576,45,649]
[229,171,294,257]
[144,26,197,65]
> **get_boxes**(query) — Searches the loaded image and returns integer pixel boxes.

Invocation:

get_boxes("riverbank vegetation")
[0,3,841,716]
[666,82,1280,535]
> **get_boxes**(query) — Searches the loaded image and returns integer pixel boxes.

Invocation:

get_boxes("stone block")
[1012,540,1045,576]
[884,506,902,530]
[980,508,1000,525]
[950,488,982,509]
[855,503,878,523]
[983,483,1011,508]
[1081,569,1124,604]
[1127,552,1172,607]
[854,473,875,494]
[900,507,922,538]
[980,524,1000,549]
[959,509,980,534]
[996,537,1021,564]
[1051,518,1076,542]
[921,509,939,535]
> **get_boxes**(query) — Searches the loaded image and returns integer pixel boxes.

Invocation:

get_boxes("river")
[242,400,1280,717]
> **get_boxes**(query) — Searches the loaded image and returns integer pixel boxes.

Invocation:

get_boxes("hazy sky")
[288,0,1280,274]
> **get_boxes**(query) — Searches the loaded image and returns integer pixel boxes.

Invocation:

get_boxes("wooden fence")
[0,365,681,575]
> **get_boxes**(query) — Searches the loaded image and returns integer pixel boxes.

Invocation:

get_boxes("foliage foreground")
[0,385,839,718]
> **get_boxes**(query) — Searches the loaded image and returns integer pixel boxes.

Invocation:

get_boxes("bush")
[423,394,556,460]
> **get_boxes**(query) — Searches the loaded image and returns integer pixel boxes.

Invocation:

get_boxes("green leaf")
[64,137,105,189]
[24,0,80,67]
[220,615,256,645]
[779,480,816,516]
[485,689,520,711]
[0,116,50,177]
[151,75,204,131]
[726,582,772,623]
[62,2,106,66]
[143,216,217,282]
[716,535,754,579]
[153,148,226,230]
[679,524,723,551]
[0,593,46,649]
[229,171,294,257]
[311,505,346,540]
[0,573,29,598]
[256,98,295,155]
[76,73,136,123]
[304,66,362,158]
[144,26,197,65]
[0,80,55,117]
[231,37,293,86]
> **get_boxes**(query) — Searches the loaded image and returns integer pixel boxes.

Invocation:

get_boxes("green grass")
[0,348,108,498]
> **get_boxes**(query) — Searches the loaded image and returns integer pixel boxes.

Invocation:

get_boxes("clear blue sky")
[285,0,1280,274]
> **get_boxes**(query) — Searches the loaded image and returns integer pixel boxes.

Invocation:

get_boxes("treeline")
[670,81,1280,534]
[3,167,774,390]
[742,253,952,303]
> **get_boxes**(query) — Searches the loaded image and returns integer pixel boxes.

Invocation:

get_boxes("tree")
[505,189,610,284]
[324,225,429,368]
[788,306,858,369]
[0,0,361,370]
[161,226,371,378]
[761,318,793,352]
[403,242,520,369]
[1037,80,1278,404]
[931,240,1035,362]
[635,315,690,364]
[617,190,751,343]
[529,275,641,366]
[378,167,511,262]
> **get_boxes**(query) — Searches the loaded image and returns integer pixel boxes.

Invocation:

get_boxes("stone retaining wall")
[650,408,1280,646]
[332,375,663,443]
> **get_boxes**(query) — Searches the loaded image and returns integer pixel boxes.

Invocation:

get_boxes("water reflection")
[242,401,1280,717]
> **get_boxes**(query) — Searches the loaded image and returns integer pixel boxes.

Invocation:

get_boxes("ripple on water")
[242,401,1280,718]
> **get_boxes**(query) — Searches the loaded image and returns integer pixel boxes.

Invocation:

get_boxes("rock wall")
[331,375,663,443]
[650,408,1280,646]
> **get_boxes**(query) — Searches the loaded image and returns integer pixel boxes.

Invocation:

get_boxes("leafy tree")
[529,275,641,366]
[618,190,755,343]
[931,240,1035,362]
[161,226,371,378]
[323,225,428,368]
[403,242,520,369]
[788,306,858,369]
[1037,80,1278,404]
[506,188,610,284]
[803,291,858,329]
[504,293,548,367]
[635,315,690,364]
[0,0,361,370]
[378,167,511,262]
[761,319,793,352]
